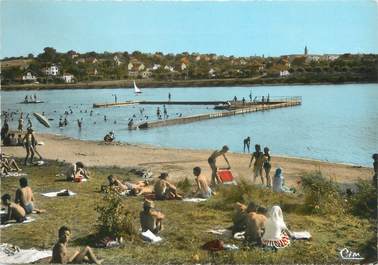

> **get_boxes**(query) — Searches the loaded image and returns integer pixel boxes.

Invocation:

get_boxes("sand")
[2,133,373,186]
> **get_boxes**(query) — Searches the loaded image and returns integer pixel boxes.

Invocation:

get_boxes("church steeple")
[304,46,308,56]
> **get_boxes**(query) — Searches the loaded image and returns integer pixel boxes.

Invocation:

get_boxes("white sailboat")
[134,80,142,94]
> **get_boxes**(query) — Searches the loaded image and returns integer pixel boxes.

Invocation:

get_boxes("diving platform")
[129,97,302,130]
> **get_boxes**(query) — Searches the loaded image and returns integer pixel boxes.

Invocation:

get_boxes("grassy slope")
[1,160,374,264]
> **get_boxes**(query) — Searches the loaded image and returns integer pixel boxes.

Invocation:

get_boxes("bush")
[349,180,377,219]
[301,171,345,215]
[95,189,137,239]
[176,177,192,195]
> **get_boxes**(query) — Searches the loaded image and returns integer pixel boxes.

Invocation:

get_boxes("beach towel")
[41,189,76,197]
[217,169,237,185]
[291,231,312,240]
[1,172,27,178]
[0,243,51,264]
[0,217,35,229]
[206,229,232,237]
[182,198,208,203]
[141,230,162,243]
[32,160,45,166]
[223,244,239,250]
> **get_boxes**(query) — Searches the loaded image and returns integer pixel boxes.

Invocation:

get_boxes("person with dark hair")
[52,226,103,264]
[103,131,115,143]
[193,167,212,198]
[22,127,36,165]
[263,147,272,188]
[106,175,149,195]
[65,162,89,181]
[1,119,9,140]
[249,144,264,185]
[245,203,267,244]
[243,137,251,153]
[15,177,44,214]
[1,193,26,224]
[208,145,231,187]
[140,199,165,234]
[154,172,182,200]
[1,153,22,175]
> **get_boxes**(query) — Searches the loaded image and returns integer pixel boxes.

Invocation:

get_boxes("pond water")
[2,83,377,166]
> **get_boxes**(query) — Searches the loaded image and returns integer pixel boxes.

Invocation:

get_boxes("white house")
[280,70,290,77]
[113,56,122,66]
[62,73,75,83]
[141,70,152,79]
[181,63,187,71]
[22,71,37,81]
[45,65,59,76]
[208,68,216,78]
[152,64,161,70]
[164,65,175,72]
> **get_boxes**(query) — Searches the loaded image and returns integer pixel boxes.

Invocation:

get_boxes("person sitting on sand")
[1,194,26,224]
[140,199,165,234]
[65,162,89,182]
[192,167,213,198]
[208,145,231,187]
[107,175,149,195]
[272,168,292,193]
[103,131,115,143]
[51,226,103,264]
[249,144,264,185]
[15,177,44,214]
[154,172,182,200]
[245,202,267,244]
[261,205,292,249]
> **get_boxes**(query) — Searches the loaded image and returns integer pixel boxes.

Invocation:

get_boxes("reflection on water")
[2,83,377,166]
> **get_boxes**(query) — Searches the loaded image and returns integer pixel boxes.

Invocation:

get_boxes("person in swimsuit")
[140,200,165,234]
[249,144,264,185]
[15,177,44,214]
[208,145,231,187]
[22,128,36,165]
[243,137,251,153]
[193,166,213,198]
[1,194,26,224]
[154,172,182,200]
[263,147,272,187]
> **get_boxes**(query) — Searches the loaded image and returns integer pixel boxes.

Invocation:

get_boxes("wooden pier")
[130,97,301,130]
[93,101,138,108]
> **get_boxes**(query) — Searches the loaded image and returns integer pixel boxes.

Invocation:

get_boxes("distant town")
[1,47,377,88]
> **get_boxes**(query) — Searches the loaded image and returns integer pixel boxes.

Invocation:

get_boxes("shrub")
[95,189,137,239]
[349,180,377,220]
[301,171,345,215]
[176,177,192,195]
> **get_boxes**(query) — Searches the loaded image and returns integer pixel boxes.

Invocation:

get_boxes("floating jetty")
[93,101,138,108]
[129,97,301,130]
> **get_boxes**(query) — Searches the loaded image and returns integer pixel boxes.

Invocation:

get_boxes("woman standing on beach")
[263,147,272,187]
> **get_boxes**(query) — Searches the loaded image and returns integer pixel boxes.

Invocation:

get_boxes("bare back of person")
[197,175,209,194]
[245,212,267,243]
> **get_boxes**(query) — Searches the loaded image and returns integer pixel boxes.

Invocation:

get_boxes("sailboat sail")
[134,81,142,94]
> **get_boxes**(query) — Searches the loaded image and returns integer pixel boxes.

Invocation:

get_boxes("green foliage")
[348,180,377,220]
[95,188,137,239]
[300,171,345,215]
[176,177,192,194]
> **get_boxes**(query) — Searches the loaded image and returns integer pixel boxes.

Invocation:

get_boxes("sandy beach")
[2,133,372,186]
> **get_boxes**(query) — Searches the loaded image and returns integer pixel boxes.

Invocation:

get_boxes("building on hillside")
[322,54,340,61]
[280,70,290,77]
[141,70,152,79]
[152,64,161,70]
[61,73,75,83]
[22,71,38,81]
[181,63,187,71]
[164,65,175,72]
[208,68,216,78]
[114,56,122,66]
[75,58,86,64]
[44,64,59,76]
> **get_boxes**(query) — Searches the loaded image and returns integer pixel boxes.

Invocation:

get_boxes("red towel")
[217,169,234,183]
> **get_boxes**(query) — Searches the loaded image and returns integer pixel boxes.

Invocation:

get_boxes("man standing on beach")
[249,144,265,185]
[208,145,231,187]
[243,137,251,153]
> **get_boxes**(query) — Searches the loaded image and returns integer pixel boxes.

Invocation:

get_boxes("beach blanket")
[1,172,27,178]
[141,230,162,243]
[217,169,237,185]
[0,243,51,264]
[182,198,208,203]
[41,189,76,197]
[206,229,232,237]
[291,231,312,240]
[0,217,35,229]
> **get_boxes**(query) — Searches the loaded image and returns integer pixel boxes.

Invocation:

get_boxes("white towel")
[1,172,27,178]
[206,229,232,237]
[292,231,312,240]
[0,217,35,229]
[141,230,162,243]
[0,244,51,264]
[182,198,208,203]
[41,190,76,197]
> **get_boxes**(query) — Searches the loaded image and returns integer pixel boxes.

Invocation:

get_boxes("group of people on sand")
[232,202,292,248]
[1,177,44,225]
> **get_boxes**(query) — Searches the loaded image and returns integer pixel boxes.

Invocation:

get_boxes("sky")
[1,0,377,58]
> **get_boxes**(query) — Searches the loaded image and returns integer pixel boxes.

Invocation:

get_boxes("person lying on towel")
[52,226,103,264]
[154,172,182,200]
[107,175,149,195]
[140,199,165,234]
[192,166,213,198]
[15,177,45,214]
[1,194,26,224]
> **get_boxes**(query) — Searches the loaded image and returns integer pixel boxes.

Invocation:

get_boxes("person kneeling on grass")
[192,166,213,198]
[140,199,165,234]
[1,194,26,224]
[154,172,182,200]
[51,226,103,264]
[261,205,292,249]
[15,177,45,214]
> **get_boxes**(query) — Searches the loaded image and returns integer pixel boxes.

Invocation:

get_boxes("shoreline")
[2,78,376,91]
[2,133,372,186]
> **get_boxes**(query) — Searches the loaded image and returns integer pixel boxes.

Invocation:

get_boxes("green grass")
[1,160,376,264]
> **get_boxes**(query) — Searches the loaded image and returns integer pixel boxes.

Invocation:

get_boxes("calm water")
[1,84,377,166]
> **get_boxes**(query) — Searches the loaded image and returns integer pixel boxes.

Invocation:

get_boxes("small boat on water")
[20,100,44,104]
[134,80,142,94]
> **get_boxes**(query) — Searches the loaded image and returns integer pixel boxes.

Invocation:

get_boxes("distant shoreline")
[2,78,376,91]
